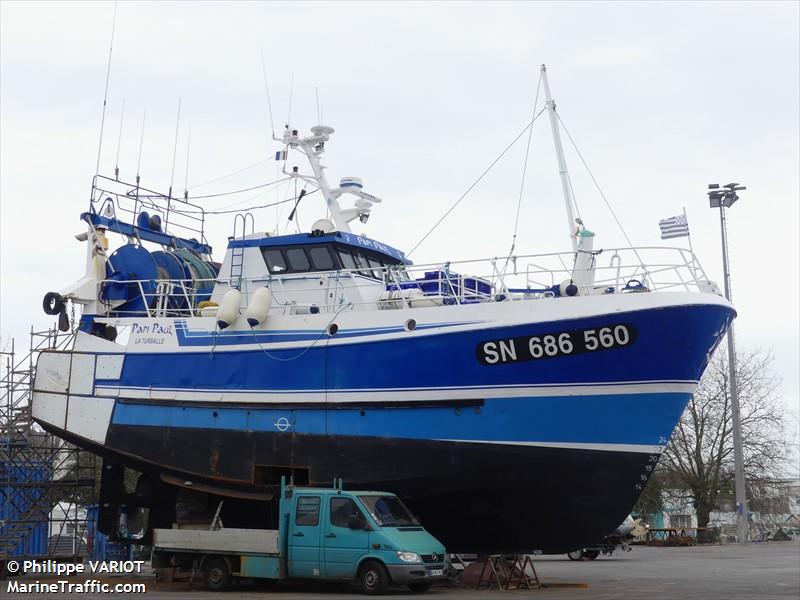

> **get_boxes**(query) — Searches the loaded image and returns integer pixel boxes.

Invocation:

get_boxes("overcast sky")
[1,1,798,456]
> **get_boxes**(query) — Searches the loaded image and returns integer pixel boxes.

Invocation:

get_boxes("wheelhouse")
[229,231,410,281]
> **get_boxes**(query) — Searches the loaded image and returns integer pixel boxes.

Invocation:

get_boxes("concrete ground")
[4,541,798,599]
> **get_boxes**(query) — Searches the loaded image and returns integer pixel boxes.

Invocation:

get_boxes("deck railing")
[93,247,716,319]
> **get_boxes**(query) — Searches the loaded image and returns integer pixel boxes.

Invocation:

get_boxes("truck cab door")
[323,495,371,579]
[288,494,323,578]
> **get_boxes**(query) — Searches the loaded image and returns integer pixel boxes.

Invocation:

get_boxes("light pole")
[708,182,748,543]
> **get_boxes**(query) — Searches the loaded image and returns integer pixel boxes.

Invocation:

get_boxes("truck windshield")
[358,495,418,527]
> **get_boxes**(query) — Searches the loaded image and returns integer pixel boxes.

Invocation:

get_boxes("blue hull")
[102,303,731,450]
[110,303,727,391]
[39,299,734,553]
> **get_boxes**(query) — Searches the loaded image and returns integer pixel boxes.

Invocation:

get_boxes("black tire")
[408,582,432,593]
[358,560,389,595]
[567,550,584,561]
[42,292,65,316]
[583,550,600,560]
[204,558,231,592]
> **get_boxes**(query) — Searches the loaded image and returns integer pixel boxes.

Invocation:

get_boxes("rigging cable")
[507,72,545,266]
[187,177,292,200]
[555,113,641,257]
[188,157,274,190]
[407,111,548,258]
[213,183,317,213]
[182,188,319,216]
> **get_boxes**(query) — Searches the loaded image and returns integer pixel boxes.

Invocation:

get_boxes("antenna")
[315,87,321,126]
[169,98,182,199]
[259,48,276,139]
[94,0,118,175]
[183,124,191,200]
[114,98,125,180]
[287,68,295,126]
[136,109,147,188]
[288,188,307,222]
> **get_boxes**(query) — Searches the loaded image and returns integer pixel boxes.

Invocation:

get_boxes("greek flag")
[659,214,690,239]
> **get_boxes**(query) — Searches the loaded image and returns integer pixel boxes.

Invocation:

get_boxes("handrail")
[90,174,209,248]
[90,246,715,319]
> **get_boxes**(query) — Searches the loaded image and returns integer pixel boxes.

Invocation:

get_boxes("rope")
[250,302,354,362]
[407,113,547,258]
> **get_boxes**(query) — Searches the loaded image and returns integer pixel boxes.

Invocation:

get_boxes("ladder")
[229,213,255,288]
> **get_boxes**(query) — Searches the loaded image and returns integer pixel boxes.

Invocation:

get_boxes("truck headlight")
[396,551,422,563]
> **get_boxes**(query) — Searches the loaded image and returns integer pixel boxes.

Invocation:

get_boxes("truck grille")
[420,554,442,564]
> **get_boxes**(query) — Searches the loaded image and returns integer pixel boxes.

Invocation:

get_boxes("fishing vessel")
[31,66,734,553]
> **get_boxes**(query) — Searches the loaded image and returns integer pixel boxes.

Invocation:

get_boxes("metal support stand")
[476,554,541,591]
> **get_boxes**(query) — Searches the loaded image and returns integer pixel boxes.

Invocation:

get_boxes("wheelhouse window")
[262,249,288,273]
[309,246,335,270]
[337,249,358,271]
[260,242,402,276]
[356,253,378,279]
[366,256,385,280]
[286,247,311,272]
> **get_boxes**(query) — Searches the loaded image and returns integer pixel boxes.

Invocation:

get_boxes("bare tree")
[661,347,788,529]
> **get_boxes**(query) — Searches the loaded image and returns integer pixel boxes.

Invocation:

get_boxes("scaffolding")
[1,327,98,564]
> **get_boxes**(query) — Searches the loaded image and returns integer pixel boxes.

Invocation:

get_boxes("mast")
[283,125,351,232]
[282,125,381,233]
[541,64,578,252]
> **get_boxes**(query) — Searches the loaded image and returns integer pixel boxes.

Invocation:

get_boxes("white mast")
[282,125,380,233]
[284,125,348,230]
[541,64,578,252]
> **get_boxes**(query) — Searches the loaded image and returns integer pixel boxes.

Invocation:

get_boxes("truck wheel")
[583,550,600,560]
[567,550,584,561]
[358,560,389,595]
[204,558,231,591]
[408,582,432,593]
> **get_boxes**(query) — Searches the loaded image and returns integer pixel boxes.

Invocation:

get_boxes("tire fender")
[356,555,390,582]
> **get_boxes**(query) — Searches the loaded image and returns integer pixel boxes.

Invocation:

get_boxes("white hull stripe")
[95,380,697,403]
[438,439,665,454]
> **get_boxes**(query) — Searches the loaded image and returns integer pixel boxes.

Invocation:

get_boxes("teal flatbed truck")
[152,479,447,594]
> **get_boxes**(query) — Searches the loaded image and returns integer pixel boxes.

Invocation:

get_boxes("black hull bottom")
[44,421,655,554]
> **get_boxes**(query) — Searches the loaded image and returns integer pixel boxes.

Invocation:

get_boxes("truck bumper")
[386,564,446,585]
